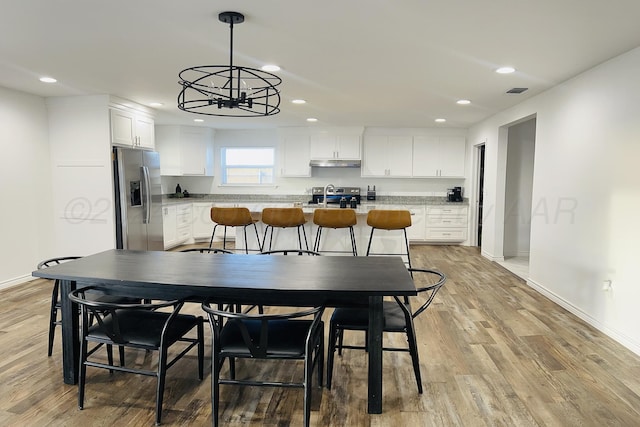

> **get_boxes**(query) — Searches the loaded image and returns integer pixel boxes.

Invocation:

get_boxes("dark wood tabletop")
[33,249,416,414]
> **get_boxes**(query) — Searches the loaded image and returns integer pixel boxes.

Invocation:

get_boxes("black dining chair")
[179,247,234,254]
[201,303,325,427]
[326,268,446,393]
[37,256,141,357]
[69,286,204,426]
[258,249,321,256]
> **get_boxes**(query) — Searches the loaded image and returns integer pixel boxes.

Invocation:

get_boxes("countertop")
[162,193,469,208]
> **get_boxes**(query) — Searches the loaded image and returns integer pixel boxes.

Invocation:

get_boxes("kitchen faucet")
[323,184,335,208]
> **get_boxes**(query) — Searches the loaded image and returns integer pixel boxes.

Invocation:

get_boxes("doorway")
[499,117,536,279]
[476,144,485,246]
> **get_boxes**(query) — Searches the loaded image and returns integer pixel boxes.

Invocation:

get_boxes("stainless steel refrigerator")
[113,147,164,251]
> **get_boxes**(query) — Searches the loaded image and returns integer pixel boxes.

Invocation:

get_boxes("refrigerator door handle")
[141,166,151,224]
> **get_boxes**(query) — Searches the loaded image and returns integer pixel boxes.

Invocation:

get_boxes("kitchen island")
[163,194,469,253]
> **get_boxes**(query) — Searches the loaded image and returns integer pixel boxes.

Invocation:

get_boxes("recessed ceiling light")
[306,118,318,122]
[261,64,281,72]
[39,77,57,83]
[456,99,471,105]
[291,99,306,104]
[149,102,163,107]
[496,66,516,74]
[435,118,446,123]
[193,119,204,122]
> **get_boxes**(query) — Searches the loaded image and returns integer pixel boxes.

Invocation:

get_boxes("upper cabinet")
[155,125,215,176]
[361,135,413,177]
[110,108,155,150]
[412,136,466,178]
[280,135,311,177]
[309,134,361,160]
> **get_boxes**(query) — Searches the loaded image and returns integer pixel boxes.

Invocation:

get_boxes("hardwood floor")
[2,245,640,426]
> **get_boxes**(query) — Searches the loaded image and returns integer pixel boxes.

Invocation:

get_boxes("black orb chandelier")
[178,11,281,117]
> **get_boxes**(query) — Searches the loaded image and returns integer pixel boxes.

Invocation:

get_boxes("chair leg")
[48,282,60,357]
[209,224,219,249]
[119,345,125,367]
[78,338,88,409]
[313,226,323,252]
[251,223,262,252]
[155,347,168,426]
[337,329,344,356]
[301,224,309,250]
[405,322,423,394]
[326,321,338,389]
[366,228,375,255]
[403,228,412,269]
[212,351,221,427]
[303,347,313,427]
[349,226,358,256]
[197,319,204,380]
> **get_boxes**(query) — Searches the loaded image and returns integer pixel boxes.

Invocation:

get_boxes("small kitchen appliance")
[447,187,463,202]
[366,185,376,201]
[311,187,361,205]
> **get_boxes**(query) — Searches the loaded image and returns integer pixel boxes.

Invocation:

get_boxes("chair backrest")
[180,248,234,254]
[366,209,411,230]
[313,208,357,228]
[259,249,321,256]
[202,303,324,358]
[210,207,253,226]
[261,207,306,227]
[37,256,82,270]
[69,286,183,344]
[393,268,446,319]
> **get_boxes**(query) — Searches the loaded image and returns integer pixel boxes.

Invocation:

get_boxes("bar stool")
[260,207,309,252]
[366,209,412,268]
[312,208,358,255]
[209,207,261,254]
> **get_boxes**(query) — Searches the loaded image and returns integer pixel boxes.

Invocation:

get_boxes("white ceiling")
[2,0,640,130]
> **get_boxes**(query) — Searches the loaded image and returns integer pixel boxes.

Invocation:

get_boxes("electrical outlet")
[602,280,612,291]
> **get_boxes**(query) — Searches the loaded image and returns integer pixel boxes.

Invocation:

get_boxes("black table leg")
[368,295,383,414]
[60,279,79,384]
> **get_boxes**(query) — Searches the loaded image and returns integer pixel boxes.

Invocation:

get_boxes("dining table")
[32,249,416,414]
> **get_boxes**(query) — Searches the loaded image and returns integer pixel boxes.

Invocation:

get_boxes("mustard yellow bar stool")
[366,209,412,268]
[209,207,261,254]
[312,208,358,256]
[260,207,309,252]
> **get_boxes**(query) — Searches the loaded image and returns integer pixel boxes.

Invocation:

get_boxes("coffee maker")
[447,187,463,202]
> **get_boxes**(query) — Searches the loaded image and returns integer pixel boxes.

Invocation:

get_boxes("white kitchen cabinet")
[404,205,426,241]
[110,108,155,150]
[413,136,466,177]
[310,134,360,160]
[162,205,177,249]
[155,125,214,176]
[163,203,193,249]
[280,136,311,177]
[192,202,214,241]
[425,205,468,242]
[362,135,413,177]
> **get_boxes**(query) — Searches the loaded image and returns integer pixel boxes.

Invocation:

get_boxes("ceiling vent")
[506,87,528,94]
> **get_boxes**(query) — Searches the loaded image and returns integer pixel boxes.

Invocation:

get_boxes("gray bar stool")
[365,209,412,268]
[312,208,358,255]
[209,207,261,253]
[260,207,309,251]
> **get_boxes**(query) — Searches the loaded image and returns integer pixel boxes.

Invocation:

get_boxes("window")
[221,147,275,185]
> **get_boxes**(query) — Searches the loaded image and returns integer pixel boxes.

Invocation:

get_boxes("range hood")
[309,159,361,168]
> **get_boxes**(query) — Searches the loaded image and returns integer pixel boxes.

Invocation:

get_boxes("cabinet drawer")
[427,206,468,216]
[426,215,468,227]
[425,228,467,241]
[177,226,192,241]
[177,213,191,228]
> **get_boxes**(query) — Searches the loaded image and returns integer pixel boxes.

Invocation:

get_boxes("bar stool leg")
[349,226,358,256]
[209,224,220,249]
[313,226,323,252]
[403,229,412,269]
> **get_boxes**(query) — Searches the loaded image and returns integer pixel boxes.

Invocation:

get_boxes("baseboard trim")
[526,277,640,357]
[0,274,33,291]
[481,251,504,262]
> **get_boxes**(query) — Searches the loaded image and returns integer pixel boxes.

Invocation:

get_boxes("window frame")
[220,146,276,186]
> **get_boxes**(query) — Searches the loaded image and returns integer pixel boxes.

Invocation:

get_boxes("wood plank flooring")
[1,245,639,426]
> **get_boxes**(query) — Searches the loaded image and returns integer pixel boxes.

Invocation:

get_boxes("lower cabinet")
[163,203,193,249]
[425,206,468,242]
[192,202,214,241]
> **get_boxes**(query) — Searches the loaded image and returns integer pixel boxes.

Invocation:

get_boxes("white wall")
[468,47,640,355]
[0,86,54,288]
